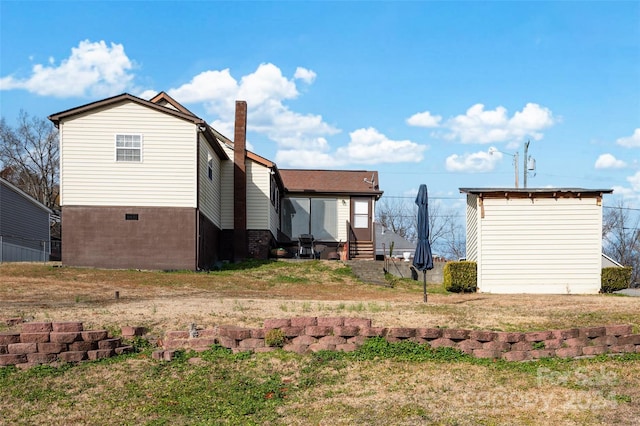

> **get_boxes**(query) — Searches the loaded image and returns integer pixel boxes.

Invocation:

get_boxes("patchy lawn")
[1,261,637,334]
[1,262,639,425]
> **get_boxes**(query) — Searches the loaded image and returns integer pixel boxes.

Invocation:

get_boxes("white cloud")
[169,65,429,167]
[424,103,555,144]
[168,63,339,147]
[0,40,135,98]
[4,43,426,169]
[335,128,427,164]
[294,67,316,84]
[611,185,636,198]
[274,149,337,168]
[445,149,502,172]
[406,111,442,128]
[628,171,640,192]
[169,69,238,106]
[238,63,299,106]
[595,153,627,169]
[275,127,427,167]
[259,107,337,150]
[616,128,640,148]
[137,89,158,100]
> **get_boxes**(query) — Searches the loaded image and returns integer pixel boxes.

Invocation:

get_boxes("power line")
[381,195,464,200]
[378,215,465,219]
[603,206,640,212]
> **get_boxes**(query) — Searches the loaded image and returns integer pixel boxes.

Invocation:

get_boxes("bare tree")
[603,200,640,285]
[0,111,59,210]
[376,196,465,260]
[440,217,466,260]
[376,197,416,241]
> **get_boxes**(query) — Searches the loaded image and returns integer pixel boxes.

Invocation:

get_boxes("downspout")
[195,126,201,270]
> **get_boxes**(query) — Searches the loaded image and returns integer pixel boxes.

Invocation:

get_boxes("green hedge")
[443,261,477,293]
[601,266,632,293]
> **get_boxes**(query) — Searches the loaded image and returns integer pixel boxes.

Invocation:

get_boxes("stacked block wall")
[0,322,140,368]
[161,317,640,361]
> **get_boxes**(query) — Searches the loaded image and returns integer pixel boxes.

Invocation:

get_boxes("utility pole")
[514,151,519,189]
[523,140,530,188]
[489,147,519,188]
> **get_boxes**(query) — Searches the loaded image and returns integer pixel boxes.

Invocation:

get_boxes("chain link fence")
[0,235,51,263]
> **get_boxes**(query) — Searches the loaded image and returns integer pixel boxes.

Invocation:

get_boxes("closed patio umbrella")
[412,184,434,302]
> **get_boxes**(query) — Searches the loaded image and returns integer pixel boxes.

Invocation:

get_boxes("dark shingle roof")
[280,169,382,197]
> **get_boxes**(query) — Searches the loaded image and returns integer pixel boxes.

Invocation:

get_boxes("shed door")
[351,198,372,241]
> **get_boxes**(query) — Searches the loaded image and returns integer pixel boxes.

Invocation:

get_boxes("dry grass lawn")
[1,261,639,425]
[1,261,638,334]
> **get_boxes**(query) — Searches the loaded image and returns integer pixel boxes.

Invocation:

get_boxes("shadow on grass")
[211,258,328,272]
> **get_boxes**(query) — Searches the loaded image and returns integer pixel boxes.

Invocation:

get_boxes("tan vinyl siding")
[337,196,349,242]
[155,100,178,111]
[60,102,197,207]
[220,144,234,229]
[465,194,478,261]
[198,136,222,227]
[269,197,279,237]
[477,197,602,294]
[246,161,270,230]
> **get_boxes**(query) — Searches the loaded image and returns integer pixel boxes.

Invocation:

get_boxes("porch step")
[350,241,375,260]
[345,260,389,287]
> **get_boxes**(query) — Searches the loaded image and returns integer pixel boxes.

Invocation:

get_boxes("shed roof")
[459,187,613,197]
[280,169,383,198]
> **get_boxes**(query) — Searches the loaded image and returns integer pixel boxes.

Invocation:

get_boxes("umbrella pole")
[423,271,427,303]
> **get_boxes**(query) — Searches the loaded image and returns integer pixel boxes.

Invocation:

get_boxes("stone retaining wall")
[0,321,143,369]
[160,317,640,362]
[3,318,639,367]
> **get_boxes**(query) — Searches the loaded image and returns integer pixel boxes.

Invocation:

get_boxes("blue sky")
[1,1,639,211]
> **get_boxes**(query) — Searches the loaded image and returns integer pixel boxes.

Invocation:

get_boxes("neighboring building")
[0,177,52,262]
[49,92,382,270]
[460,187,613,294]
[279,169,382,259]
[601,253,623,268]
[375,223,416,260]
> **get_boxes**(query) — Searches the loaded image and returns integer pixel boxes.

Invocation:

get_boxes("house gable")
[149,91,197,116]
[50,93,228,208]
[50,93,203,127]
[55,101,199,207]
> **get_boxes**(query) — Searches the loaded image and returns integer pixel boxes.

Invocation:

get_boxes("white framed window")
[353,200,369,228]
[115,134,142,162]
[270,174,280,212]
[282,197,338,241]
[207,153,214,181]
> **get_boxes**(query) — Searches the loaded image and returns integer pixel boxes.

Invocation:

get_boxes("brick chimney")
[233,101,248,260]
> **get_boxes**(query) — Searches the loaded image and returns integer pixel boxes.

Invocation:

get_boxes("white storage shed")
[460,188,613,294]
